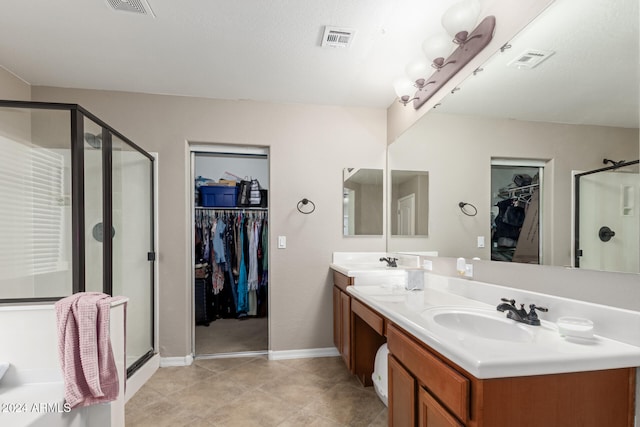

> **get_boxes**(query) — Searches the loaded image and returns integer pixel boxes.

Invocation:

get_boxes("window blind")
[0,135,65,280]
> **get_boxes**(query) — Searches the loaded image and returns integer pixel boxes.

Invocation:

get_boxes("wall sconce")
[394,0,495,109]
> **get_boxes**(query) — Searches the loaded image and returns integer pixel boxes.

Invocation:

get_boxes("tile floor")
[195,317,268,354]
[125,356,388,427]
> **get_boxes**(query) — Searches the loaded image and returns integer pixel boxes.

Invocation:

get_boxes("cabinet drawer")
[387,323,469,423]
[333,271,353,292]
[351,298,384,335]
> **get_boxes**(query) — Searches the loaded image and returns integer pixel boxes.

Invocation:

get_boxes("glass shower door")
[111,134,154,371]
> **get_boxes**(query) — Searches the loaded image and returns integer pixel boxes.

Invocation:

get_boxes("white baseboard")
[158,348,339,365]
[159,354,194,367]
[268,347,340,360]
[125,354,160,403]
[195,350,267,360]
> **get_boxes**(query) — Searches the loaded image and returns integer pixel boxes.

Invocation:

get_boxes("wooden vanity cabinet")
[333,271,353,371]
[388,323,469,426]
[387,322,637,427]
[332,271,387,385]
[331,273,636,426]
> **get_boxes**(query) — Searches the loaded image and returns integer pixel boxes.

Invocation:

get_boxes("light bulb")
[441,0,481,41]
[404,58,430,84]
[422,33,455,63]
[393,78,415,99]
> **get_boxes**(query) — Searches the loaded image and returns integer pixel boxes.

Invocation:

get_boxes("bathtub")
[0,301,127,427]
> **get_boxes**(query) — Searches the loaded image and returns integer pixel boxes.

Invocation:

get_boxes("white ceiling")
[0,0,638,128]
[0,0,463,108]
[435,0,639,128]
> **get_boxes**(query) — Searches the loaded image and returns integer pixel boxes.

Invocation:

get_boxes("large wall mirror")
[387,0,639,274]
[343,168,383,236]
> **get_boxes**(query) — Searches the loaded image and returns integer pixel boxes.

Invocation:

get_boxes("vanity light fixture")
[394,0,495,109]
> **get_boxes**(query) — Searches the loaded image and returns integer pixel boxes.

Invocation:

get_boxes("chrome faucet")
[497,298,548,326]
[379,257,398,267]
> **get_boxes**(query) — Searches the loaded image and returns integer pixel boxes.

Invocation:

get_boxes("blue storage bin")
[199,185,238,207]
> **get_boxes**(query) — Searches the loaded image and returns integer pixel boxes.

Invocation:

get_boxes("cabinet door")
[333,286,341,350]
[340,291,351,369]
[389,355,416,427]
[418,387,463,427]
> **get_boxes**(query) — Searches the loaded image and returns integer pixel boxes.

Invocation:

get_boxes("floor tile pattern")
[126,356,388,426]
[195,317,268,355]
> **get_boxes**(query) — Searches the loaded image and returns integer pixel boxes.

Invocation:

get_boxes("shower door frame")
[0,100,157,377]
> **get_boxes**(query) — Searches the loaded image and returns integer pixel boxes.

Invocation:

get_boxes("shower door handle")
[598,226,616,242]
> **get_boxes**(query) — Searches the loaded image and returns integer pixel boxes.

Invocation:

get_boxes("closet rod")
[498,183,539,198]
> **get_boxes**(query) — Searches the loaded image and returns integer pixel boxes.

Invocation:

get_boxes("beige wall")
[387,112,639,266]
[0,67,31,101]
[0,67,32,142]
[31,86,387,357]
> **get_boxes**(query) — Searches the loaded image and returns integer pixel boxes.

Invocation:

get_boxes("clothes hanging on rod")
[195,208,268,320]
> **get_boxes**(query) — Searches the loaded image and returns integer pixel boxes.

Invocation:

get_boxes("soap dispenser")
[456,257,473,278]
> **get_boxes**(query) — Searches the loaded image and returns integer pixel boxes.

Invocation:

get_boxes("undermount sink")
[422,307,535,342]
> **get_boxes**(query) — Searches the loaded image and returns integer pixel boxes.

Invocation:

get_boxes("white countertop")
[345,276,640,379]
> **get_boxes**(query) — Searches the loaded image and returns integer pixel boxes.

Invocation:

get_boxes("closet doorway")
[491,159,544,264]
[190,144,269,358]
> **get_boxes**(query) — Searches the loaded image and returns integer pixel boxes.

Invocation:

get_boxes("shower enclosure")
[575,160,640,273]
[0,100,155,375]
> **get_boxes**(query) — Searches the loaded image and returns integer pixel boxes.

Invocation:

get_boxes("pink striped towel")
[55,292,127,409]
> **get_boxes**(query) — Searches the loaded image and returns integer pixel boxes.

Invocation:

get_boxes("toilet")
[371,343,389,406]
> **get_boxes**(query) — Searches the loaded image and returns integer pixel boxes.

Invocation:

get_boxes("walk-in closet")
[191,146,269,357]
[491,160,543,264]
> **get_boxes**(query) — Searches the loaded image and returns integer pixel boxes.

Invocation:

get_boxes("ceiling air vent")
[507,50,555,70]
[105,0,156,17]
[321,26,355,48]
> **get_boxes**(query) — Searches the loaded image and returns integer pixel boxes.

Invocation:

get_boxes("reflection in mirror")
[575,160,639,273]
[391,170,429,236]
[343,168,383,236]
[386,0,639,274]
[491,161,543,264]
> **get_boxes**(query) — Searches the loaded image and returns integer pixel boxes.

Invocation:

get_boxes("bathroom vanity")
[331,266,640,427]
